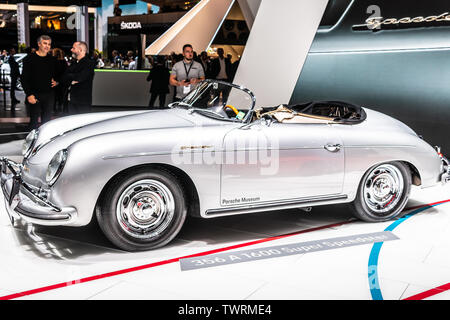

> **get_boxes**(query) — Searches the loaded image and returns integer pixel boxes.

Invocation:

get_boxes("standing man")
[169,44,205,101]
[8,48,20,105]
[111,50,122,69]
[199,51,212,79]
[62,41,95,115]
[146,56,170,109]
[113,3,122,16]
[21,35,58,130]
[0,50,7,63]
[211,48,231,82]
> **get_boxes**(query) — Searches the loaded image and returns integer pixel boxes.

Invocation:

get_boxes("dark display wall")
[291,0,450,152]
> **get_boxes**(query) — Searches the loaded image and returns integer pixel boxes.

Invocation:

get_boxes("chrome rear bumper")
[441,161,450,184]
[0,157,77,226]
[436,147,450,184]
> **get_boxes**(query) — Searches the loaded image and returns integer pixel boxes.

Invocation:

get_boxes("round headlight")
[46,149,68,186]
[22,129,38,157]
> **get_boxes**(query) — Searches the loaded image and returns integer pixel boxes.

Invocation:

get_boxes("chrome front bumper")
[0,157,77,226]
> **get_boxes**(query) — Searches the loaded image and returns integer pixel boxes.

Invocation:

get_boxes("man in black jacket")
[210,48,232,82]
[146,56,170,109]
[21,35,58,130]
[63,41,95,114]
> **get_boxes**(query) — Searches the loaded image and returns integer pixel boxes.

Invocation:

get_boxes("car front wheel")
[96,168,187,251]
[351,162,411,222]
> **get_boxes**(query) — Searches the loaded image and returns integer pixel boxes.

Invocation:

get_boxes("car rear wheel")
[351,162,411,222]
[96,168,187,251]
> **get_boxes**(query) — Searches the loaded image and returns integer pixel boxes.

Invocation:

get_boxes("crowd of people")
[1,35,240,130]
[1,48,20,105]
[145,44,241,108]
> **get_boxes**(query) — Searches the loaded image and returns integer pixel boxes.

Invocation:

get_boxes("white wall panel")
[145,0,234,55]
[236,0,261,29]
[233,0,329,107]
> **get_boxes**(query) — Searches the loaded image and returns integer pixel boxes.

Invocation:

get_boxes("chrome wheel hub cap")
[373,178,393,198]
[131,196,159,224]
[363,164,404,216]
[116,179,175,239]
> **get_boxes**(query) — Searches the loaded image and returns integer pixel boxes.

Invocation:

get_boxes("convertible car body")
[1,80,449,251]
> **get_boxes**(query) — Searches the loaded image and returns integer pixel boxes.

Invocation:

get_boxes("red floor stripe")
[402,200,450,300]
[1,198,447,300]
[404,199,450,212]
[403,283,450,300]
[0,220,353,300]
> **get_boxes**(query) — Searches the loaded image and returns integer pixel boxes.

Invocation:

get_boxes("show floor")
[0,140,449,300]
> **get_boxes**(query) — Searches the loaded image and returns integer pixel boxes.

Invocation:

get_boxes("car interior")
[253,101,367,124]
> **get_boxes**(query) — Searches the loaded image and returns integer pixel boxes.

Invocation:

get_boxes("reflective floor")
[1,138,449,300]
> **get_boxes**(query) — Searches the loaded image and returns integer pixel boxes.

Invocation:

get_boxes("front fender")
[50,126,232,226]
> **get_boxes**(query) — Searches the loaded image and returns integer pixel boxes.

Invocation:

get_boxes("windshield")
[175,80,255,122]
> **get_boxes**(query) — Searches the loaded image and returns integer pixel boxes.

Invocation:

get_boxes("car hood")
[28,108,199,164]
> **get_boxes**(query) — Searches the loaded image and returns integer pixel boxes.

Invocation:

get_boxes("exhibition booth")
[0,0,450,303]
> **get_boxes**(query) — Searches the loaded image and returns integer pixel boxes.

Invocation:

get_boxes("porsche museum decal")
[353,12,450,30]
[222,197,261,205]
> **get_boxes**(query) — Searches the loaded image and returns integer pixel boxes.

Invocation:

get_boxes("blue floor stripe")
[368,203,446,300]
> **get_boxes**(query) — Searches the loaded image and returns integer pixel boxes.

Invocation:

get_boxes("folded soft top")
[256,101,367,124]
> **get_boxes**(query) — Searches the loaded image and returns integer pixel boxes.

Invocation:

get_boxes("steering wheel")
[224,104,239,116]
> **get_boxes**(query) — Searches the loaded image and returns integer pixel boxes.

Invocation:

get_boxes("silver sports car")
[1,80,449,251]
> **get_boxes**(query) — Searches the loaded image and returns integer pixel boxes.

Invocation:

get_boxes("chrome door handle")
[324,144,342,152]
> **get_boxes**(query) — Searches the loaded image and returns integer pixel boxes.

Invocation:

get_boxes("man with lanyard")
[170,44,205,101]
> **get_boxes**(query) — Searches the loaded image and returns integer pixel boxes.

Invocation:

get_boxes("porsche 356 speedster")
[1,80,448,251]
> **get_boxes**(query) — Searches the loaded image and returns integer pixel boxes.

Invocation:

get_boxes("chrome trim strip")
[309,47,450,55]
[1,163,76,225]
[344,145,415,148]
[1,157,61,212]
[102,151,172,160]
[31,126,84,157]
[206,194,348,216]
[2,158,22,176]
[21,183,61,212]
[14,205,71,222]
[103,145,416,160]
[23,129,38,159]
